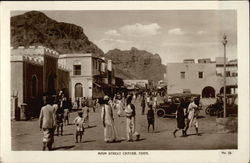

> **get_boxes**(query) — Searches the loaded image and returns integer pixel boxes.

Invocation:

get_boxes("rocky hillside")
[11,11,104,56]
[106,47,166,81]
[11,11,166,81]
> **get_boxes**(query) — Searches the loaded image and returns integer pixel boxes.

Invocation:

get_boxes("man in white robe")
[101,96,117,143]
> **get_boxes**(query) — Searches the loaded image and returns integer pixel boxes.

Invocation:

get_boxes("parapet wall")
[11,46,59,59]
[11,45,59,66]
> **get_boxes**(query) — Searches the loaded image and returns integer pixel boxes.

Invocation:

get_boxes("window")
[198,72,203,78]
[73,65,81,75]
[180,72,185,79]
[226,71,230,77]
[232,72,238,77]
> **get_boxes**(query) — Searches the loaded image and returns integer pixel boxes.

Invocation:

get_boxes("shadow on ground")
[53,145,75,150]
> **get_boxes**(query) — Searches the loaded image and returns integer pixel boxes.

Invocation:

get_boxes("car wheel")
[157,109,165,117]
[205,107,210,115]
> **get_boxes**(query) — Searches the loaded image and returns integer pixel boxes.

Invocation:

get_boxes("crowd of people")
[38,90,201,150]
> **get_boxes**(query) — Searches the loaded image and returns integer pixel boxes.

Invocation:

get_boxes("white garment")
[187,102,199,127]
[101,104,117,141]
[125,105,136,140]
[126,117,135,140]
[116,100,123,116]
[74,116,85,131]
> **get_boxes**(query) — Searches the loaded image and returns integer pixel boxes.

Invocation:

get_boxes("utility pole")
[222,35,228,118]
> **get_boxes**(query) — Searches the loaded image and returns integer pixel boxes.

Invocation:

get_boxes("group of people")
[39,91,93,150]
[38,89,201,150]
[100,94,140,143]
[173,97,201,137]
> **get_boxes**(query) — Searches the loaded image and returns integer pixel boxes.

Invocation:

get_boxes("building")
[11,46,70,118]
[123,80,149,89]
[58,54,115,101]
[166,57,237,98]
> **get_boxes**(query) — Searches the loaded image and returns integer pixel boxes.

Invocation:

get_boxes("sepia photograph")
[1,1,249,163]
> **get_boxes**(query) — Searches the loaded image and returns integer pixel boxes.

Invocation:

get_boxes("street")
[11,98,237,150]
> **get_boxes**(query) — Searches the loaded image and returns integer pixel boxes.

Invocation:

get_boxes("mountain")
[106,47,166,81]
[11,11,166,81]
[11,11,104,56]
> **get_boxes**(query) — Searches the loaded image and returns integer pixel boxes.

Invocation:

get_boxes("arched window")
[75,83,83,98]
[202,86,215,98]
[32,75,38,97]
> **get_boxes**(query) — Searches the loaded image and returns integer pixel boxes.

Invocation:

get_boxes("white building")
[59,53,108,101]
[166,57,237,98]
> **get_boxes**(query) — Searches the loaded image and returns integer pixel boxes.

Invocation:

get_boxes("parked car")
[156,93,200,117]
[206,94,238,117]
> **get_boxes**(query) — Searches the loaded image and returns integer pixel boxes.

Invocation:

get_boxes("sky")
[11,10,237,64]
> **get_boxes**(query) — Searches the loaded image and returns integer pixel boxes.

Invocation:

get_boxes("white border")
[1,1,249,163]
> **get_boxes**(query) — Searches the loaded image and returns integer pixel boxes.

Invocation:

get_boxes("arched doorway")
[219,87,231,94]
[75,83,83,98]
[202,86,215,98]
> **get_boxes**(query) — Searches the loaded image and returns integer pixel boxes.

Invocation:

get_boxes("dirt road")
[12,98,237,150]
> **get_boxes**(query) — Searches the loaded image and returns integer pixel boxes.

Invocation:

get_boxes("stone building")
[166,57,237,98]
[11,46,70,118]
[58,54,115,101]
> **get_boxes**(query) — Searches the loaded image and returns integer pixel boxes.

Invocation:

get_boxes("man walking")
[184,98,201,136]
[125,95,136,142]
[39,96,56,151]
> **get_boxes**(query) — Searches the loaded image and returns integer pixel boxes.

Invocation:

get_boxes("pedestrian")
[62,97,70,126]
[74,111,85,143]
[141,96,146,115]
[77,98,80,109]
[146,95,151,108]
[95,98,100,110]
[82,101,90,128]
[101,95,117,143]
[153,96,158,111]
[39,96,56,151]
[147,104,155,132]
[116,95,123,117]
[55,108,64,136]
[125,95,136,142]
[184,98,201,136]
[173,98,186,138]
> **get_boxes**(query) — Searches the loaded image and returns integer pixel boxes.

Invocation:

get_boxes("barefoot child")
[74,112,85,143]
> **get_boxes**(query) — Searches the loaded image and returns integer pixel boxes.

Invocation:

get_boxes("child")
[55,110,64,136]
[74,112,85,143]
[147,105,155,132]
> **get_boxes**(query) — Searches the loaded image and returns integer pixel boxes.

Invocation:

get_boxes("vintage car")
[156,93,200,117]
[206,94,238,117]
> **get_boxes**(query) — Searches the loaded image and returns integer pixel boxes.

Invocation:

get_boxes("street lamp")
[222,35,228,118]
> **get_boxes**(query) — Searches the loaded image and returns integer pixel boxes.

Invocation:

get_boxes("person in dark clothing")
[141,96,146,115]
[62,97,70,126]
[147,105,155,132]
[55,109,64,136]
[173,98,186,138]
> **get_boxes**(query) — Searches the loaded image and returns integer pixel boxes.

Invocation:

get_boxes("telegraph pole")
[222,35,228,118]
